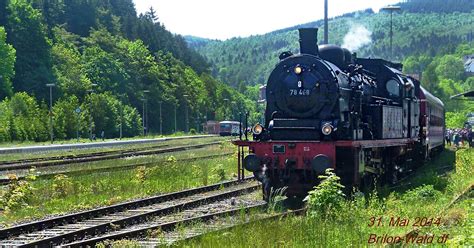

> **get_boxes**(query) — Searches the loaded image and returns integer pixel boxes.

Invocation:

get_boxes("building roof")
[451,90,474,99]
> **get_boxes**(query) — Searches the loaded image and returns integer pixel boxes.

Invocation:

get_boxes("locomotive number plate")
[273,144,285,153]
[289,89,310,96]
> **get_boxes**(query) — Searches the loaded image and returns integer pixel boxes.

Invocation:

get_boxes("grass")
[180,148,473,247]
[1,145,232,180]
[0,136,225,162]
[0,142,238,226]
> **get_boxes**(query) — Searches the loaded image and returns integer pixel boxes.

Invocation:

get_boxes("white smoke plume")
[341,23,372,52]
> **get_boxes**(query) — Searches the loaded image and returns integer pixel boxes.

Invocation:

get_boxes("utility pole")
[119,95,123,140]
[196,112,199,133]
[141,98,145,136]
[142,90,150,136]
[174,104,177,133]
[231,101,236,121]
[87,83,98,141]
[324,0,328,44]
[183,94,189,133]
[223,98,229,120]
[381,6,401,60]
[159,101,162,136]
[46,84,55,144]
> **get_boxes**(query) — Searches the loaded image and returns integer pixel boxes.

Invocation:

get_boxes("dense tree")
[82,45,128,94]
[51,42,91,98]
[435,55,465,82]
[6,0,54,99]
[0,92,48,142]
[0,26,16,99]
[84,92,141,138]
[52,95,81,139]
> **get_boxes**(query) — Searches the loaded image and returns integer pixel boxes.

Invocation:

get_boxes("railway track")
[399,183,474,243]
[136,207,306,247]
[0,178,259,247]
[389,163,455,190]
[0,144,174,166]
[0,152,234,186]
[0,141,223,172]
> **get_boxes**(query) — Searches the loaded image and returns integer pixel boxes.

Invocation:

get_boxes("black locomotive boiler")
[233,28,445,199]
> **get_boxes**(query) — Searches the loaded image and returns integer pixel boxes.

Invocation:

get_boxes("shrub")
[52,174,74,197]
[304,169,346,218]
[405,184,442,200]
[0,171,36,212]
[135,166,148,183]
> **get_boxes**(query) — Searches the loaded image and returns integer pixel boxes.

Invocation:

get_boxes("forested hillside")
[0,0,255,142]
[191,0,473,89]
[189,0,474,123]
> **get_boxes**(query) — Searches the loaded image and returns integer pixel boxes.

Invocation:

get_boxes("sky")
[133,0,402,40]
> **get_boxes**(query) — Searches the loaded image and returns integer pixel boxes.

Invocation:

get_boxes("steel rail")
[61,203,269,247]
[0,152,233,186]
[12,182,259,247]
[0,144,170,165]
[0,142,222,172]
[0,177,255,243]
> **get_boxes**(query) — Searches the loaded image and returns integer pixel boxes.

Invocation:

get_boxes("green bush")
[0,171,36,212]
[304,169,346,218]
[52,174,74,197]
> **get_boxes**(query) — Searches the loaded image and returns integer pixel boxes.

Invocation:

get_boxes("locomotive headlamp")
[252,123,264,135]
[294,66,302,75]
[321,123,333,135]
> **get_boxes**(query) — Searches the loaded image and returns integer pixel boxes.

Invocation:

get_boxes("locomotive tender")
[233,28,445,199]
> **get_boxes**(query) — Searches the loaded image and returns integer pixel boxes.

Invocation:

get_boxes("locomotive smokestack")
[298,28,319,56]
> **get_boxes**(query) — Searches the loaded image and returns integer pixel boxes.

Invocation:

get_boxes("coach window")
[386,79,400,97]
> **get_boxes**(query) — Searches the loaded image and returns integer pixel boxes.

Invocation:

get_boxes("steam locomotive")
[233,28,445,199]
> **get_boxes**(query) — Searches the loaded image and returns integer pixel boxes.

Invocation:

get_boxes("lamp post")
[119,94,124,140]
[323,0,328,44]
[158,101,162,136]
[87,83,98,141]
[183,94,189,133]
[196,112,200,133]
[46,83,55,144]
[223,98,229,120]
[381,6,401,60]
[142,90,150,136]
[231,101,236,121]
[174,103,177,133]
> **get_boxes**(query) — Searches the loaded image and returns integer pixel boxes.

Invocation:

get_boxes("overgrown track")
[62,200,268,247]
[0,141,222,172]
[147,208,306,247]
[0,152,233,186]
[389,163,456,190]
[400,183,474,242]
[0,178,258,247]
